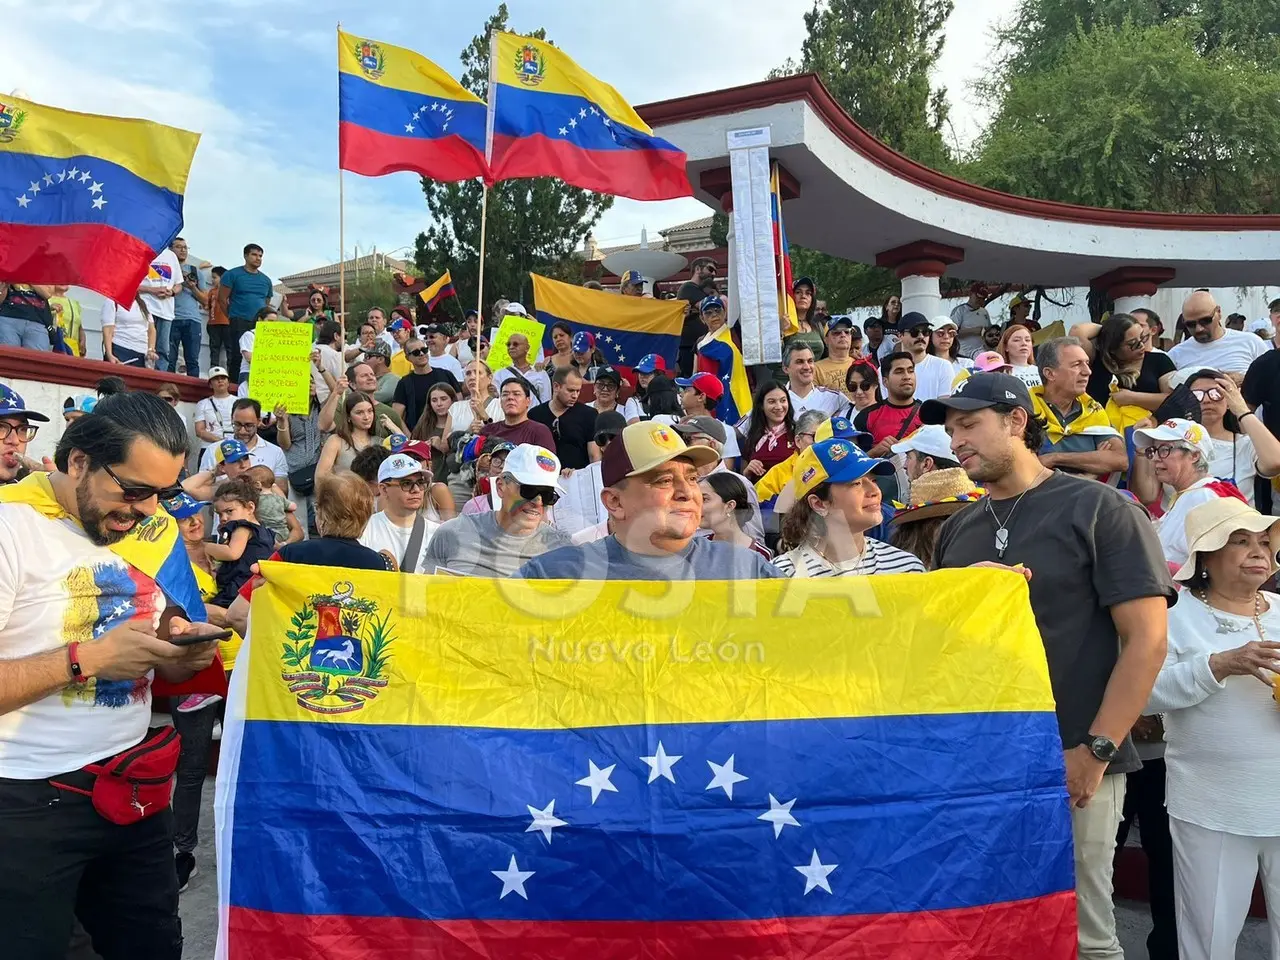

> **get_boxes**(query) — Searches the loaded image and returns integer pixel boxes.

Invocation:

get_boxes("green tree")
[967,20,1280,213]
[771,0,955,310]
[342,270,401,335]
[414,4,613,313]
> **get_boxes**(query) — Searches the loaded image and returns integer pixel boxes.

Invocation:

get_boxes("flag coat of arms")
[338,30,489,182]
[216,566,1076,959]
[0,96,198,305]
[530,273,683,373]
[487,33,691,201]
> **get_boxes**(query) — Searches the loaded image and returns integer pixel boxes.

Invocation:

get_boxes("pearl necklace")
[1196,588,1266,639]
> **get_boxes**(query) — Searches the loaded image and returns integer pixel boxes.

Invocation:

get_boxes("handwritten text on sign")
[247,322,313,414]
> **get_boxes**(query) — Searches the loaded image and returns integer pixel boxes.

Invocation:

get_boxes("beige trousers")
[1072,773,1127,959]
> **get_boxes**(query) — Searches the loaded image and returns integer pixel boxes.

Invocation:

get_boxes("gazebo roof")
[637,74,1280,287]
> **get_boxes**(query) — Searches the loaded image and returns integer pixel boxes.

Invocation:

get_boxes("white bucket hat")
[1173,497,1280,582]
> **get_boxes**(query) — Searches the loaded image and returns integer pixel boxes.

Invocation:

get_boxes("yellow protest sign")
[486,315,546,371]
[247,322,313,414]
[1031,320,1065,346]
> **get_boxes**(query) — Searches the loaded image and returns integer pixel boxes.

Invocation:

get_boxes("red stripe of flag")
[490,133,692,201]
[339,122,488,182]
[0,222,157,306]
[227,892,1077,960]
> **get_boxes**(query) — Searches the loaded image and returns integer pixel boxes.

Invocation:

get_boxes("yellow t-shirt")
[814,356,854,398]
[390,351,412,377]
[192,563,243,671]
[48,295,82,356]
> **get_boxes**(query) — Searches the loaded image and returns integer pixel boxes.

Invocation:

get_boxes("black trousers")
[207,322,236,378]
[0,773,182,960]
[1116,756,1179,960]
[172,698,220,855]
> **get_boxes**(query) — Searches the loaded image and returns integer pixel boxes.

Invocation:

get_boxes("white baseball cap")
[1134,418,1215,464]
[929,315,958,332]
[891,424,955,462]
[377,453,426,484]
[502,443,564,491]
[207,366,229,380]
[504,302,529,317]
[1246,318,1275,338]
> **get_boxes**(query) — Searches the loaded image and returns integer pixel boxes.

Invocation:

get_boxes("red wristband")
[67,642,87,684]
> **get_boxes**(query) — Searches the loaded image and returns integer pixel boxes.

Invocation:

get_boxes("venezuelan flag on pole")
[338,30,489,182]
[0,96,197,305]
[217,566,1077,960]
[696,325,754,425]
[418,269,457,312]
[531,273,682,372]
[772,163,800,337]
[487,33,692,201]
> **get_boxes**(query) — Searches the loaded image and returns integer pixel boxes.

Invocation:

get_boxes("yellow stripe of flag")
[531,274,684,337]
[338,29,483,104]
[493,33,655,134]
[245,566,1054,728]
[0,96,198,195]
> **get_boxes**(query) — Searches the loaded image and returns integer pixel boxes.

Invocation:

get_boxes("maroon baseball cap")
[600,421,719,487]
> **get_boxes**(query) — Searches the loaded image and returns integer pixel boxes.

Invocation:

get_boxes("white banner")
[728,132,781,365]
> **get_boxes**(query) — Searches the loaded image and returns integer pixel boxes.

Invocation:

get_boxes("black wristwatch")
[1084,735,1118,763]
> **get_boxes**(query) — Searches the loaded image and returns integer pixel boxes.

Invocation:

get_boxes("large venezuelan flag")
[531,273,682,372]
[217,566,1076,960]
[488,33,691,201]
[0,96,198,305]
[697,325,754,425]
[338,30,489,182]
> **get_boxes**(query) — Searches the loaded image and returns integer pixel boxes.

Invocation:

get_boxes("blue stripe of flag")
[339,73,486,153]
[493,85,683,156]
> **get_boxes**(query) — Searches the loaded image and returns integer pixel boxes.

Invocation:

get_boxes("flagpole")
[475,184,489,364]
[336,23,346,330]
[475,27,498,368]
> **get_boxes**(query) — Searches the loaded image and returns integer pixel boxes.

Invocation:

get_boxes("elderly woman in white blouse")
[1148,496,1280,960]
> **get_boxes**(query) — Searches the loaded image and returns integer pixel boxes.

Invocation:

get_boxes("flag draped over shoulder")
[488,33,691,201]
[697,325,753,425]
[338,30,489,182]
[772,163,800,337]
[530,274,682,372]
[0,96,198,304]
[418,269,457,312]
[217,565,1077,960]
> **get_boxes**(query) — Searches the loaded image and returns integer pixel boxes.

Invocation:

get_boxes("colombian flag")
[217,566,1076,960]
[488,33,691,201]
[0,96,198,305]
[531,273,682,373]
[418,269,457,312]
[338,30,489,182]
[772,163,800,337]
[697,325,754,425]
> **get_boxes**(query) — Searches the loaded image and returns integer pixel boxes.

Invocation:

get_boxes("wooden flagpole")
[337,23,346,330]
[474,185,489,363]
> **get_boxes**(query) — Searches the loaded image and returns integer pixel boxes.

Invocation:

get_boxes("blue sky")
[2,0,1011,279]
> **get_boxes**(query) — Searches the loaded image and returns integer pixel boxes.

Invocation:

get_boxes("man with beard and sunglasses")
[0,392,225,959]
[1168,290,1268,383]
[0,384,49,485]
[421,444,572,576]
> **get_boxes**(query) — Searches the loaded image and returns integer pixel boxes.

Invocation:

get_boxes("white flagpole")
[337,24,346,328]
[473,29,500,362]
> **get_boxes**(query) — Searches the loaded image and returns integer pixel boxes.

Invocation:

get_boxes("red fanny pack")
[50,727,182,825]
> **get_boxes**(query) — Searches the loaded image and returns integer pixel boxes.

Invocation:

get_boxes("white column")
[726,209,738,328]
[900,274,942,320]
[1113,294,1151,316]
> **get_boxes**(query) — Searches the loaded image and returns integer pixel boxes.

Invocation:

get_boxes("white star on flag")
[525,800,567,843]
[590,106,600,116]
[578,108,587,118]
[15,195,29,208]
[575,759,618,804]
[79,171,91,183]
[794,849,838,895]
[568,117,577,128]
[404,124,415,133]
[558,126,568,136]
[412,110,421,120]
[89,182,103,195]
[28,181,40,194]
[91,197,107,210]
[603,335,614,344]
[758,794,800,838]
[615,352,626,363]
[42,173,53,186]
[68,166,79,179]
[432,102,442,111]
[56,171,66,183]
[640,742,682,784]
[492,855,535,900]
[705,755,748,799]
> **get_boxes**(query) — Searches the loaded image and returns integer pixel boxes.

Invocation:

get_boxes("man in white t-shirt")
[196,399,288,487]
[139,246,182,372]
[492,333,552,405]
[0,392,222,955]
[423,324,465,381]
[899,312,954,401]
[783,341,845,418]
[1168,291,1269,382]
[194,367,236,444]
[359,454,439,572]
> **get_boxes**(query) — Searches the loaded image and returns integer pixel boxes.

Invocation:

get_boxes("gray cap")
[673,415,727,445]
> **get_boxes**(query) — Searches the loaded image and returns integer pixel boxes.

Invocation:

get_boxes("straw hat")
[1173,497,1280,582]
[891,467,986,524]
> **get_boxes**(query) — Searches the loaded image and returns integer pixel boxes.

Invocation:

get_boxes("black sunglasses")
[517,484,560,506]
[907,327,930,337]
[407,347,429,358]
[1185,313,1216,329]
[103,463,185,504]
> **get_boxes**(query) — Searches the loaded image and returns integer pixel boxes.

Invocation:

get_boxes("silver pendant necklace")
[1197,588,1266,637]
[985,468,1050,559]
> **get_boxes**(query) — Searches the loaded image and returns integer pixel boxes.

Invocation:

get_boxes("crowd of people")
[1,249,1279,960]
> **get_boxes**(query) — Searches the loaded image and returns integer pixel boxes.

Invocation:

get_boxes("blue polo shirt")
[220,266,273,320]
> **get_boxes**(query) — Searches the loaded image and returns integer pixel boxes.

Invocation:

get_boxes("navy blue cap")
[0,383,49,422]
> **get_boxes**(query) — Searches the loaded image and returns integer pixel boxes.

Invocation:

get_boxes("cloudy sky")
[2,0,1016,278]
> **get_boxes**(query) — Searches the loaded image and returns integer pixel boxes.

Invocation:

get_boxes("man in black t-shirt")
[1242,345,1280,513]
[0,282,55,351]
[675,257,718,377]
[390,338,460,432]
[529,367,598,471]
[924,373,1174,960]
